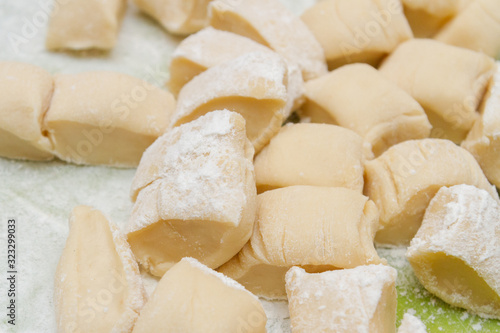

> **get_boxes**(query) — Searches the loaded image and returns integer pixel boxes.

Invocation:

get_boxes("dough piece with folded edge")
[132,257,266,333]
[54,205,147,333]
[128,111,256,277]
[285,265,398,333]
[209,0,327,81]
[379,39,496,143]
[218,186,384,299]
[254,123,366,193]
[364,139,499,246]
[398,313,427,333]
[406,185,500,319]
[0,62,54,161]
[44,71,175,167]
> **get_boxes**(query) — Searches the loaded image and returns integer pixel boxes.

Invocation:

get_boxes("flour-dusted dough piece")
[54,206,146,333]
[435,0,500,59]
[380,39,496,143]
[302,63,431,157]
[301,0,412,70]
[0,62,53,160]
[365,139,498,245]
[254,123,365,193]
[46,0,126,50]
[127,111,256,277]
[44,72,175,167]
[209,0,327,81]
[170,52,288,153]
[407,185,500,319]
[398,313,427,333]
[218,186,383,299]
[285,265,397,333]
[132,258,266,333]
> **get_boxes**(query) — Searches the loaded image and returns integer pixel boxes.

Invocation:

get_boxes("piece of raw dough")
[127,111,256,277]
[0,62,53,160]
[398,313,427,333]
[44,71,175,167]
[254,123,366,193]
[407,185,500,319]
[209,0,327,80]
[435,0,500,59]
[54,206,146,333]
[218,186,384,299]
[46,0,126,50]
[364,139,499,245]
[132,257,266,333]
[301,0,413,70]
[285,265,397,333]
[379,39,496,143]
[170,52,288,153]
[133,0,211,35]
[302,63,431,157]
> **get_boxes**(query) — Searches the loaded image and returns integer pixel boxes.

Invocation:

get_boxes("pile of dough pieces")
[48,0,500,332]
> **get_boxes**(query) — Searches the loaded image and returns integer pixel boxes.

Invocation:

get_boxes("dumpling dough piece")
[380,39,496,143]
[301,0,413,70]
[398,313,427,333]
[285,265,397,333]
[133,0,211,35]
[170,52,288,153]
[0,62,53,160]
[254,123,366,193]
[435,0,500,59]
[46,0,126,50]
[44,72,175,167]
[209,0,327,80]
[54,206,146,333]
[364,139,498,245]
[462,64,500,188]
[302,63,431,157]
[218,186,384,299]
[407,185,500,319]
[132,257,266,333]
[127,111,256,277]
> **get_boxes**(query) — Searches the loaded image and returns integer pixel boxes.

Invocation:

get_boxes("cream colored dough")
[364,139,498,246]
[0,62,53,161]
[285,265,398,333]
[218,186,384,299]
[132,258,266,333]
[301,0,413,70]
[44,71,175,167]
[54,206,146,333]
[302,63,431,157]
[380,39,496,144]
[407,185,500,319]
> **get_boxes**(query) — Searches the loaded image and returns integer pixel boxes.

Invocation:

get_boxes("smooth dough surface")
[364,139,498,245]
[407,185,500,319]
[132,257,266,333]
[285,265,397,333]
[218,186,384,299]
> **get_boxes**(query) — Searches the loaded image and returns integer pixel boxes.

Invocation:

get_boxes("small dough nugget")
[301,0,413,70]
[0,62,53,160]
[128,111,256,277]
[302,63,431,157]
[254,123,365,193]
[134,0,211,35]
[44,72,175,167]
[54,206,146,333]
[407,185,500,319]
[170,52,288,153]
[218,186,384,299]
[365,139,498,245]
[132,257,266,333]
[380,39,496,143]
[209,0,327,80]
[398,313,427,333]
[46,0,126,50]
[285,265,397,333]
